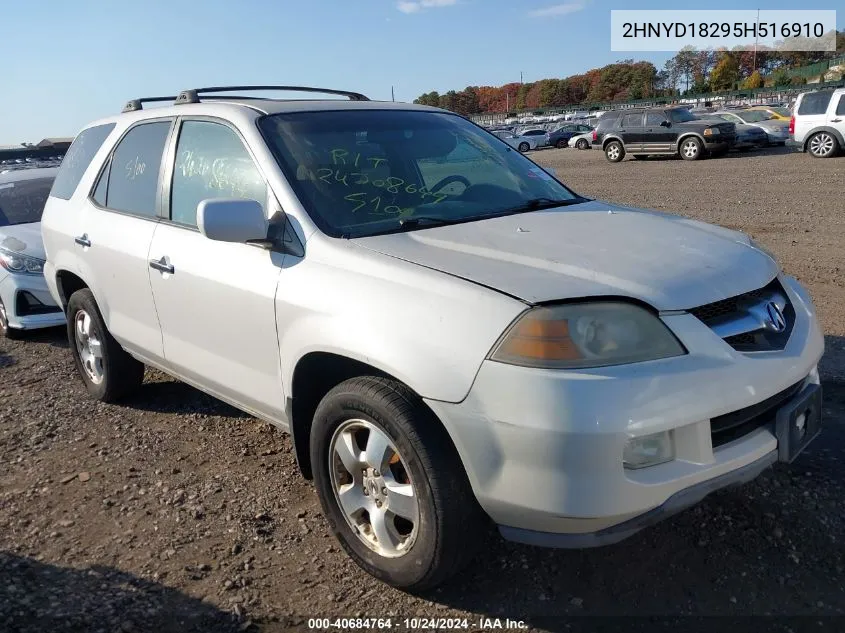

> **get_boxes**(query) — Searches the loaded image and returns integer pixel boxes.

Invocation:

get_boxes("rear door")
[794,91,834,142]
[75,119,173,362]
[617,111,645,152]
[146,117,286,421]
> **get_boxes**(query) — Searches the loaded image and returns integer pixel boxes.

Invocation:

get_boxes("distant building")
[0,137,73,163]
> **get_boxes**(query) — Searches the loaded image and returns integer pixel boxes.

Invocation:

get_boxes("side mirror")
[197,198,268,244]
[660,120,671,127]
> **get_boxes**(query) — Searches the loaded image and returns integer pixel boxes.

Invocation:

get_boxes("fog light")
[624,431,674,469]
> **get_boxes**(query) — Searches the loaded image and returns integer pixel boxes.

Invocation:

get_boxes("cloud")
[528,2,586,18]
[397,0,458,14]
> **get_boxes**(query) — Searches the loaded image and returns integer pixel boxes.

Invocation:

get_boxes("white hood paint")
[0,222,46,260]
[355,201,778,310]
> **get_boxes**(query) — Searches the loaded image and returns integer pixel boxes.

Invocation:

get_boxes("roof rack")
[174,85,370,105]
[122,96,178,113]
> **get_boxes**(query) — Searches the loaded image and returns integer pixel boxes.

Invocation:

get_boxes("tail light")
[789,116,795,135]
[592,129,598,142]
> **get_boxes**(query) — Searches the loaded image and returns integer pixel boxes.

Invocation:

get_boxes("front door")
[643,111,674,152]
[147,118,286,421]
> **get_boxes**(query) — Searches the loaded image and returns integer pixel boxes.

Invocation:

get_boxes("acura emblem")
[765,301,786,333]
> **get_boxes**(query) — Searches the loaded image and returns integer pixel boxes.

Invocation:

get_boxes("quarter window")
[170,121,267,227]
[50,123,115,200]
[836,95,845,116]
[97,121,172,217]
[798,92,833,115]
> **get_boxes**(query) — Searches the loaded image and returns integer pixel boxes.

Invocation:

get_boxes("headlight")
[703,127,720,136]
[624,430,674,469]
[748,237,779,265]
[0,247,45,275]
[489,302,686,369]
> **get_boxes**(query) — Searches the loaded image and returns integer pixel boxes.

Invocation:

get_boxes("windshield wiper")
[493,197,584,216]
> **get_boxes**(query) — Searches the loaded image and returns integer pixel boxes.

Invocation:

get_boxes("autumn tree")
[741,70,764,89]
[710,53,740,90]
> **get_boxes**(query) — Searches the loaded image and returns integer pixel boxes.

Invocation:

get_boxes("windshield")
[0,176,54,227]
[667,109,697,123]
[737,110,773,122]
[259,110,580,238]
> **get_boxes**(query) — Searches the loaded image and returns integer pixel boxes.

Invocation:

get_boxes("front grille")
[710,380,804,448]
[15,291,61,317]
[688,278,794,352]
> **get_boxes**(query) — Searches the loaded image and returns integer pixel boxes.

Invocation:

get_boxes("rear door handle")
[149,257,174,274]
[74,234,91,247]
[832,118,842,122]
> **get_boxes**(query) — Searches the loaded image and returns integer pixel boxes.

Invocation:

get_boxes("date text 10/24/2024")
[319,148,449,217]
[307,617,528,630]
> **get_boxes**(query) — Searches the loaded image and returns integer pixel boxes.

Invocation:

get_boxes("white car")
[41,86,824,590]
[568,131,593,150]
[492,130,540,152]
[790,88,845,158]
[0,167,65,337]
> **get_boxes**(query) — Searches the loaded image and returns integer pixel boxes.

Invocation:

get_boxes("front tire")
[604,140,624,162]
[0,298,23,340]
[679,137,703,161]
[66,289,144,402]
[518,142,530,152]
[310,376,485,590]
[807,132,839,158]
[555,139,568,149]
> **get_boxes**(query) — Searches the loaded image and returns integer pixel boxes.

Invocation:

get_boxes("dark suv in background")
[594,107,736,162]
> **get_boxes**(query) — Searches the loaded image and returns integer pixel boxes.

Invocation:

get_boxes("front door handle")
[149,257,174,274]
[832,118,842,122]
[74,234,91,247]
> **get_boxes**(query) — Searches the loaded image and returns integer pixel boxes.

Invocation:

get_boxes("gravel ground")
[1,146,843,633]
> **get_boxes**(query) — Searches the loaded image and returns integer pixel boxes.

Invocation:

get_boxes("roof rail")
[122,96,178,113]
[173,85,370,105]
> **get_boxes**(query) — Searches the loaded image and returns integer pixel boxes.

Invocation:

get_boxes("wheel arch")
[287,351,462,481]
[55,270,90,312]
[802,126,845,151]
[602,135,623,149]
[675,132,705,151]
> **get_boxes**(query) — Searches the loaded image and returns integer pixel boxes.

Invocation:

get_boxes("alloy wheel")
[809,133,834,157]
[74,309,105,384]
[606,145,620,160]
[682,140,699,158]
[329,419,419,558]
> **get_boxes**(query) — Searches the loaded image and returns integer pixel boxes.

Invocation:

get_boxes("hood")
[354,201,778,311]
[0,222,46,260]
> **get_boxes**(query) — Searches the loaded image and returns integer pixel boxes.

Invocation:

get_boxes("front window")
[736,110,773,123]
[0,176,54,226]
[666,109,697,123]
[258,110,580,238]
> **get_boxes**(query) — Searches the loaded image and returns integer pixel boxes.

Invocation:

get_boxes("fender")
[674,132,706,151]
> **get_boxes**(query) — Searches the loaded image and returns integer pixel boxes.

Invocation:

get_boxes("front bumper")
[0,271,66,331]
[425,274,824,543]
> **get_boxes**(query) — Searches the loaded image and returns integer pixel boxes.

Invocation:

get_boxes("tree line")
[414,32,845,115]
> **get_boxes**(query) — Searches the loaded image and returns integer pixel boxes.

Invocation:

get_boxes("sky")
[2,0,842,144]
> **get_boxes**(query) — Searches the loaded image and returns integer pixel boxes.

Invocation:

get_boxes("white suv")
[790,88,845,158]
[41,86,825,589]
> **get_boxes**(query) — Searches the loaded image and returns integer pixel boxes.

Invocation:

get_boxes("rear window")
[0,176,55,226]
[798,92,833,116]
[49,123,115,200]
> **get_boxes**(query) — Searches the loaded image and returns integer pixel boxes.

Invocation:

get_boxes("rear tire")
[575,138,589,150]
[679,137,703,161]
[604,140,624,162]
[807,132,839,158]
[66,289,144,402]
[555,140,568,149]
[310,376,486,590]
